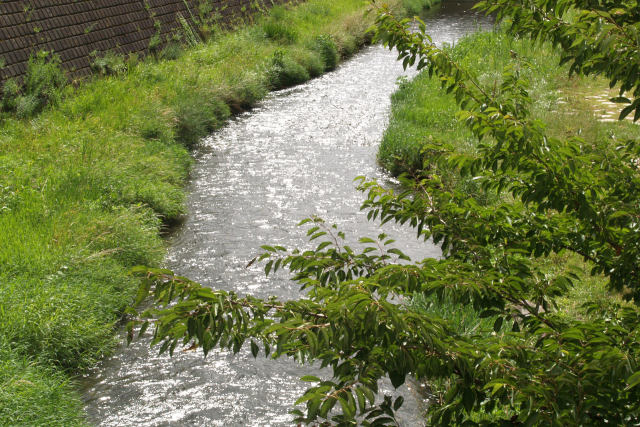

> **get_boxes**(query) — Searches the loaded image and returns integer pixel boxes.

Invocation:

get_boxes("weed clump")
[90,50,128,76]
[1,78,20,112]
[1,51,67,118]
[262,5,298,44]
[160,42,183,61]
[173,92,231,147]
[266,49,310,89]
[312,35,339,71]
[262,21,299,44]
[223,74,269,112]
[402,0,436,15]
[291,49,325,78]
[23,51,66,115]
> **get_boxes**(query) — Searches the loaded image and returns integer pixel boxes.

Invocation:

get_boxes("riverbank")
[378,28,639,421]
[0,0,442,424]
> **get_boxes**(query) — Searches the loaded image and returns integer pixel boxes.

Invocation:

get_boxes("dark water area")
[81,2,493,425]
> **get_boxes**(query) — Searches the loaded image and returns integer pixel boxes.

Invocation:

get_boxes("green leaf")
[393,396,404,411]
[625,371,640,391]
[389,371,405,388]
[493,316,503,333]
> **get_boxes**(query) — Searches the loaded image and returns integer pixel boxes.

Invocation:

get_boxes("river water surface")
[82,2,492,425]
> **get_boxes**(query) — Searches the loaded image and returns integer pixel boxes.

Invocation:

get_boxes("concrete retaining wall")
[0,0,282,81]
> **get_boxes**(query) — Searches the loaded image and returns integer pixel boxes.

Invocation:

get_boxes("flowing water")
[82,3,492,425]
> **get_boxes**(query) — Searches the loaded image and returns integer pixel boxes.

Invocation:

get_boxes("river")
[82,2,492,425]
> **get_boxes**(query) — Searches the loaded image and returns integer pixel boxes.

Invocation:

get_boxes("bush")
[23,51,67,113]
[1,78,20,112]
[90,50,127,76]
[148,33,162,57]
[402,0,435,15]
[15,94,40,119]
[173,91,231,148]
[3,51,67,118]
[312,34,339,71]
[266,49,310,89]
[292,49,325,78]
[159,42,183,61]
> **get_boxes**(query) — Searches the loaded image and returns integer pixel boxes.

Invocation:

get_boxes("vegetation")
[1,51,67,118]
[0,0,432,424]
[130,1,640,425]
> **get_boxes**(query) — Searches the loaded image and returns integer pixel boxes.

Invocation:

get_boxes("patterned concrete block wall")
[0,0,284,81]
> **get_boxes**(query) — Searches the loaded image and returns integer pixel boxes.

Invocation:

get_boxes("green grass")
[0,339,86,426]
[0,0,441,424]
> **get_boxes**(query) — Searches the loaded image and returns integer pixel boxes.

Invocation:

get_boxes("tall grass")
[0,0,437,424]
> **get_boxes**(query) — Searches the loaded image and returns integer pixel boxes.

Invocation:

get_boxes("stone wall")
[0,0,280,81]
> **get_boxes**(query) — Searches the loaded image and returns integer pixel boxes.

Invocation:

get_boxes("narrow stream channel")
[82,3,492,425]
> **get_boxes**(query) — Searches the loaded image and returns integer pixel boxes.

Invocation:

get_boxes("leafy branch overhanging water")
[129,1,640,425]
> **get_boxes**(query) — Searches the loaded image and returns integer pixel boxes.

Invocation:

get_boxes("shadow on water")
[81,3,492,426]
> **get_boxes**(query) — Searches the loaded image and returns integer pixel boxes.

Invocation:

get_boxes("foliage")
[262,20,299,44]
[402,0,437,16]
[191,0,223,40]
[173,90,231,147]
[90,50,128,76]
[129,1,640,425]
[266,48,310,89]
[22,51,67,115]
[312,34,340,71]
[148,32,162,57]
[0,51,67,118]
[1,78,21,112]
[261,5,299,44]
[177,12,203,47]
[159,42,184,61]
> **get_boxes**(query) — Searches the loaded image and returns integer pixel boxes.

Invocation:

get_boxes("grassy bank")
[379,28,639,419]
[0,0,446,424]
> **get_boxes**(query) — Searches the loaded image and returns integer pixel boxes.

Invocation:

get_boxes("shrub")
[90,50,128,76]
[220,73,269,113]
[312,34,339,71]
[266,49,310,89]
[159,42,183,61]
[402,0,435,15]
[15,94,40,119]
[173,91,231,148]
[148,33,162,57]
[10,51,67,118]
[194,0,223,41]
[1,78,21,112]
[24,51,66,104]
[292,49,325,78]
